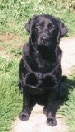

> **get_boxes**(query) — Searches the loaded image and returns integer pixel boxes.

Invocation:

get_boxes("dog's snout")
[41,34,50,43]
[38,34,50,46]
[42,36,48,42]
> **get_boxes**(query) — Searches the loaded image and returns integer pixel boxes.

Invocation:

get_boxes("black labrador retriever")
[19,14,68,126]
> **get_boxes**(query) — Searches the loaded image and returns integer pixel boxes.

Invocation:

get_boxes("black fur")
[19,14,68,126]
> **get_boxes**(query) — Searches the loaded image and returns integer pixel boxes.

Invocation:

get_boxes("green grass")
[0,0,75,36]
[0,58,22,132]
[0,0,75,131]
[64,89,75,132]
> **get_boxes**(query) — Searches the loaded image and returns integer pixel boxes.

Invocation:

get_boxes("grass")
[0,0,75,131]
[58,73,75,132]
[63,89,75,132]
[0,0,75,36]
[0,58,22,132]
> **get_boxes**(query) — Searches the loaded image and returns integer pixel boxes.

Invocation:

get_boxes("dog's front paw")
[47,117,57,126]
[19,112,29,121]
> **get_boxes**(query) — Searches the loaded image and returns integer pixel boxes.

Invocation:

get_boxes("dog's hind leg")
[19,58,26,94]
[56,75,67,99]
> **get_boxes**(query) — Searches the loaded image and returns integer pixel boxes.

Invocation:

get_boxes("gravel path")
[11,37,75,132]
[60,37,75,75]
[11,105,68,132]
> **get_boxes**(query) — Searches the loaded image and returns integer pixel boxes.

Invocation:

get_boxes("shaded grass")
[58,73,75,132]
[64,89,75,132]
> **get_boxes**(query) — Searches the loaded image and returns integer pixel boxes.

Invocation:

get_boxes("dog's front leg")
[47,90,57,126]
[19,87,30,121]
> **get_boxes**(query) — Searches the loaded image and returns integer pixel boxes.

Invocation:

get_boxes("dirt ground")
[11,37,75,132]
[60,37,75,75]
[11,105,68,132]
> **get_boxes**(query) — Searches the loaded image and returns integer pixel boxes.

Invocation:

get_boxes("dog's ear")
[25,15,37,33]
[57,18,68,37]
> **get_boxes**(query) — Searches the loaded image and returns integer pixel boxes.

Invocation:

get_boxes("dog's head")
[25,14,68,50]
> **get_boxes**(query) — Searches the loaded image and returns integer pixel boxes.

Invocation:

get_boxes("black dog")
[19,14,68,126]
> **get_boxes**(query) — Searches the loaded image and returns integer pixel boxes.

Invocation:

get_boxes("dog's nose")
[42,36,48,42]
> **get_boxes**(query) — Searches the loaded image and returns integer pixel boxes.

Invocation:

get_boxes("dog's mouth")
[38,40,49,47]
[38,44,49,53]
[40,43,49,47]
[38,35,51,47]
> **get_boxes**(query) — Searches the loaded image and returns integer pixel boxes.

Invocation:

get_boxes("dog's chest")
[38,58,51,71]
[32,54,54,72]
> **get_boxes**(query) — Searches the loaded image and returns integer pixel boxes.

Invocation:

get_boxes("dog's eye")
[35,25,40,31]
[35,26,39,32]
[52,26,56,30]
[36,25,40,28]
[48,23,56,30]
[48,23,52,30]
[36,23,44,29]
[40,23,44,28]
